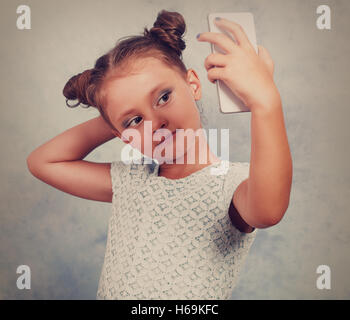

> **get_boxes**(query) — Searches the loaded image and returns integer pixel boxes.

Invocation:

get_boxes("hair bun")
[63,69,93,108]
[143,10,186,56]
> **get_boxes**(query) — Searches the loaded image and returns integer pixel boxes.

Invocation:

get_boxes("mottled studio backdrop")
[0,0,349,299]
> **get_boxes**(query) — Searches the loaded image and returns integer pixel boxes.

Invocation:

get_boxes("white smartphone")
[207,12,258,113]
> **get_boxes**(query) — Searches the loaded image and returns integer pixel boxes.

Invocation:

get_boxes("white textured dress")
[96,156,258,300]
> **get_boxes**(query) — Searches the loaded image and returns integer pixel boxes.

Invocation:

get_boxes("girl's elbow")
[26,153,42,177]
[26,155,35,174]
[267,202,289,226]
[257,202,289,228]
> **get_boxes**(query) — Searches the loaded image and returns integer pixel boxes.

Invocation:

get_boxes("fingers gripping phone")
[207,12,258,113]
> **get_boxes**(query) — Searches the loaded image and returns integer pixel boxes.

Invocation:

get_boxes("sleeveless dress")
[96,156,258,300]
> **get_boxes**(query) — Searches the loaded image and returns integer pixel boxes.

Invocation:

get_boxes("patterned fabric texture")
[96,156,258,300]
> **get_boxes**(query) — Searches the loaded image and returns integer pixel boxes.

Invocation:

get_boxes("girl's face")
[103,57,204,164]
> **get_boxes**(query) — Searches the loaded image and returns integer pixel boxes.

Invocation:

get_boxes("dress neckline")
[152,159,224,182]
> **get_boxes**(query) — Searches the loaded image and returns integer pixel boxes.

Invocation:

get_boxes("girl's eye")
[158,91,171,105]
[124,90,172,128]
[125,116,142,128]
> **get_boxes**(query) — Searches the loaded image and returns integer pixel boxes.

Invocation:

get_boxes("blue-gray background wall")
[1,0,349,299]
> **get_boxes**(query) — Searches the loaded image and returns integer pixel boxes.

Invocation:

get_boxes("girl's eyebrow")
[117,83,169,121]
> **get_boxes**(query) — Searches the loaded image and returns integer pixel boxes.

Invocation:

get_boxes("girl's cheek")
[128,133,142,149]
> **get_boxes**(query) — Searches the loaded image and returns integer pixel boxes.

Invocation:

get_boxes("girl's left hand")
[197,17,281,111]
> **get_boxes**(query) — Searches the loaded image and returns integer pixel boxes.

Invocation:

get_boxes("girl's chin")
[152,150,186,164]
[141,138,195,164]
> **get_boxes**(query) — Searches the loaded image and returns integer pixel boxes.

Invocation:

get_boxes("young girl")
[27,10,292,300]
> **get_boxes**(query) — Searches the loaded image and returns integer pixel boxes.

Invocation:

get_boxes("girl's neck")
[157,143,220,179]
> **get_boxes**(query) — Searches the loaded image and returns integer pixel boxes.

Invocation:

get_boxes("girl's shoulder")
[110,157,156,193]
[110,156,156,177]
[221,161,250,207]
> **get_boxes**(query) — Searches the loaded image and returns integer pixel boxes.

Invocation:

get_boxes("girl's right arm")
[26,115,118,203]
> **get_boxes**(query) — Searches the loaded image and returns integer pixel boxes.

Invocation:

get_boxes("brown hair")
[63,10,193,133]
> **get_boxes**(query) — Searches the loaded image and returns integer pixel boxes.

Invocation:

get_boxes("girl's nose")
[152,120,170,145]
[152,118,168,134]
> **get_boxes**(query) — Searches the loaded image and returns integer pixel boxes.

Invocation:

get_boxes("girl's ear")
[186,68,202,100]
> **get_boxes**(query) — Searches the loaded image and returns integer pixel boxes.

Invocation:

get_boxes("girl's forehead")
[107,70,172,92]
[107,62,181,90]
[123,56,173,74]
[103,65,181,117]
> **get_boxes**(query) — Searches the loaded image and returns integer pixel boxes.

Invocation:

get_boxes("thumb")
[258,45,274,77]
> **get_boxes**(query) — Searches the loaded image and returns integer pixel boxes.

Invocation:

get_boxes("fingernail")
[196,33,201,39]
[215,17,221,21]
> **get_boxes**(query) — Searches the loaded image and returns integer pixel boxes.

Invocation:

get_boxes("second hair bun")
[143,10,186,57]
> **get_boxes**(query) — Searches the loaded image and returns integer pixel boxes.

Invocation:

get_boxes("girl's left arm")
[245,91,293,228]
